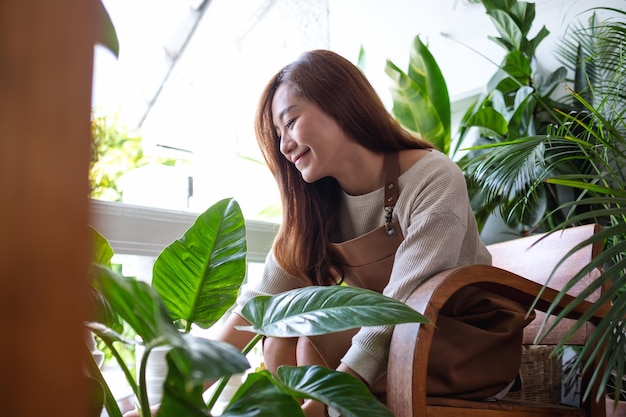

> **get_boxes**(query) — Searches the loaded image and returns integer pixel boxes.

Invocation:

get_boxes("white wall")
[329,0,624,105]
[92,0,624,218]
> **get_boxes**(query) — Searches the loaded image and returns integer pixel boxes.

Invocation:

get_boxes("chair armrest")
[386,264,609,417]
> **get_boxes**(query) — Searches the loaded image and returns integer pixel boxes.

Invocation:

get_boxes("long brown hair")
[255,49,432,286]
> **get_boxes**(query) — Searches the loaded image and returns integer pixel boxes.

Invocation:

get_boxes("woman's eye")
[285,118,296,129]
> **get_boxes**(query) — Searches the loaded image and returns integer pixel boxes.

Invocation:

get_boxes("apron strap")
[383,152,399,234]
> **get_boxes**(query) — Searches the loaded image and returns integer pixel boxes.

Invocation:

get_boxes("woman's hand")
[302,399,326,417]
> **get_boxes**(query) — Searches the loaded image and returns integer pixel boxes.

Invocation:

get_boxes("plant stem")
[205,333,263,411]
[241,334,263,356]
[137,344,154,417]
[84,343,123,417]
[104,338,139,395]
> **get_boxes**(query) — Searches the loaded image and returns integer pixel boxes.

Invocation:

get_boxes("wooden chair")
[387,223,613,417]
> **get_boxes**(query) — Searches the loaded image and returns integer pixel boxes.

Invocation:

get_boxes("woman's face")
[272,83,352,183]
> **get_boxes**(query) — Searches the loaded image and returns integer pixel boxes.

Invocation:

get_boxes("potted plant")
[459,2,626,410]
[385,0,625,409]
[454,0,580,234]
[86,197,430,417]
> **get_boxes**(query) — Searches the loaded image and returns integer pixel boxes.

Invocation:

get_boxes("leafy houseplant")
[386,35,452,157]
[458,2,626,408]
[455,0,577,233]
[385,0,625,408]
[86,197,430,417]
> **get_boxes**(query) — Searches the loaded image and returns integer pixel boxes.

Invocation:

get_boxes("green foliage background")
[89,111,177,201]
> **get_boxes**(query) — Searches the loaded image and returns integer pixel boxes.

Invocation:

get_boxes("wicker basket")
[505,345,563,403]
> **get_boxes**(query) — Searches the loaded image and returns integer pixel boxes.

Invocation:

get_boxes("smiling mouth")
[293,150,309,165]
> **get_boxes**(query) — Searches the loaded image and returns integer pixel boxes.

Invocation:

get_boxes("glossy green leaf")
[386,35,450,154]
[386,61,445,147]
[464,108,509,137]
[279,365,393,417]
[222,371,304,417]
[488,9,523,50]
[156,337,251,417]
[94,264,182,346]
[89,227,121,327]
[157,353,211,417]
[407,36,451,148]
[507,86,535,139]
[85,321,133,345]
[153,198,247,330]
[90,226,114,267]
[169,334,250,383]
[510,1,535,35]
[502,50,531,80]
[238,286,430,337]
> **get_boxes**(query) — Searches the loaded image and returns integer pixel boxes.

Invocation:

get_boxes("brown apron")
[263,152,533,400]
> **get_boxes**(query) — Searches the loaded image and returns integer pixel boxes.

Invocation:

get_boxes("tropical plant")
[460,3,626,407]
[386,34,452,157]
[86,198,430,417]
[455,0,578,233]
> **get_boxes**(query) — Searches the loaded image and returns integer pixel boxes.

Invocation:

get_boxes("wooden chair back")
[387,223,610,417]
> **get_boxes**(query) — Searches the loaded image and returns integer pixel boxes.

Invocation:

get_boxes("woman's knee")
[262,336,298,373]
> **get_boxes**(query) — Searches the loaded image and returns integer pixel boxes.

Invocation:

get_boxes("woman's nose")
[279,132,295,156]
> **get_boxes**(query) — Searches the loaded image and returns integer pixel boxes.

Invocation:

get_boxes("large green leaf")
[222,371,304,417]
[501,50,531,81]
[386,35,450,154]
[278,366,393,417]
[238,286,430,337]
[168,334,250,383]
[157,353,212,417]
[157,338,250,417]
[386,61,444,145]
[464,107,509,137]
[88,227,120,328]
[510,1,535,35]
[488,9,523,50]
[407,36,451,146]
[94,264,182,346]
[90,226,114,267]
[153,198,247,331]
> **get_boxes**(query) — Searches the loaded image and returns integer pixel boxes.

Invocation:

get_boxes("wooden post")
[0,1,96,416]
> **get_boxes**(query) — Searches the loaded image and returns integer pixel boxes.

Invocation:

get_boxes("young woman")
[217,49,532,416]
[125,49,530,417]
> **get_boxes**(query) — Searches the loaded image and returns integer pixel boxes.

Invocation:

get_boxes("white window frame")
[89,199,277,262]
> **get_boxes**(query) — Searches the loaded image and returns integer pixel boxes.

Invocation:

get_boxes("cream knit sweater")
[233,150,492,385]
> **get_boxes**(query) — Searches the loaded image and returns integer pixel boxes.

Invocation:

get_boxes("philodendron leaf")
[168,333,250,383]
[153,198,247,330]
[157,353,212,417]
[89,227,120,328]
[90,226,114,267]
[86,321,135,346]
[221,371,304,417]
[386,61,446,147]
[156,335,251,417]
[94,264,182,346]
[238,286,430,337]
[386,35,451,154]
[278,365,393,417]
[407,35,451,152]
